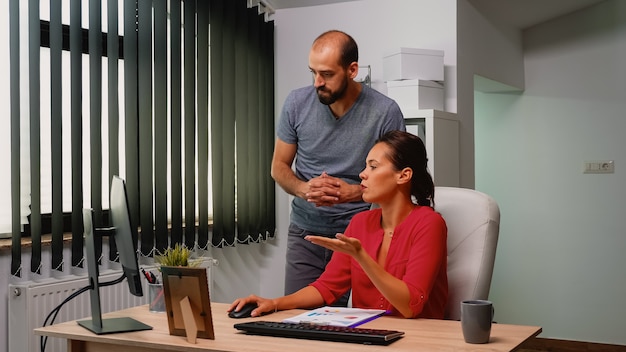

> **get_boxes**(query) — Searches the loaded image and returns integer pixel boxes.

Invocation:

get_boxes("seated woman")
[229,130,448,319]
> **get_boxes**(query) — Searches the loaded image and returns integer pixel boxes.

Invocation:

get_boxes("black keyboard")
[234,321,405,345]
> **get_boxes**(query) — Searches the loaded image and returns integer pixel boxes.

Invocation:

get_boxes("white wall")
[456,0,526,190]
[272,0,458,111]
[474,0,626,345]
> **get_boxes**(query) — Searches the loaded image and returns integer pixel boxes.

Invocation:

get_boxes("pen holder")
[148,283,166,312]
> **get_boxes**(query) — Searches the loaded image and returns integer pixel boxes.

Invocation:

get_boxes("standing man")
[271,30,405,304]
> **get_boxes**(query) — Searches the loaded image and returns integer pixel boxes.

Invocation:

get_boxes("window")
[6,0,275,277]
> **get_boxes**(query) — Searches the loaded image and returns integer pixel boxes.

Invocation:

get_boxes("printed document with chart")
[282,307,386,327]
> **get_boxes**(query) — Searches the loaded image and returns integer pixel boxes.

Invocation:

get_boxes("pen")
[150,271,158,284]
[151,288,164,308]
[141,268,154,283]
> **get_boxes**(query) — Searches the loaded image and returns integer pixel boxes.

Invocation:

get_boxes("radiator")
[8,259,216,352]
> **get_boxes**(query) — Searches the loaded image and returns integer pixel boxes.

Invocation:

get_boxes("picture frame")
[161,266,215,341]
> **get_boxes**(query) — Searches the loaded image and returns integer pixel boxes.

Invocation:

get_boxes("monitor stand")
[79,209,152,335]
[77,316,152,335]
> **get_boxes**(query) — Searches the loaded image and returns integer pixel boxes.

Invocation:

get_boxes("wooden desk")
[35,303,541,352]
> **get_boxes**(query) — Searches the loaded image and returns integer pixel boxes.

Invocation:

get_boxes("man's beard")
[316,78,348,105]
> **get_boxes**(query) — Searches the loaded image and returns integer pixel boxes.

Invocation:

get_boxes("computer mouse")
[228,303,257,319]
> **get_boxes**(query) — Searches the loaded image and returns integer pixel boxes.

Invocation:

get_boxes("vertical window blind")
[8,0,275,277]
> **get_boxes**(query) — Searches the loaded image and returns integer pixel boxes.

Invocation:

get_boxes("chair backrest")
[434,186,500,320]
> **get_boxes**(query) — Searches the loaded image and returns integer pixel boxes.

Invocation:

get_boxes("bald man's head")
[312,30,358,68]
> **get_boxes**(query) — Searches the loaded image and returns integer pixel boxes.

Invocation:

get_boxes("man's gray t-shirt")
[277,84,405,235]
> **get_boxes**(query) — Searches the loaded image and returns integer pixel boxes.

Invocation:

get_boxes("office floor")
[518,338,626,352]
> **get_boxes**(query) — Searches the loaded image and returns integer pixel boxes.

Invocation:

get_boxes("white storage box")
[387,79,444,112]
[383,47,444,82]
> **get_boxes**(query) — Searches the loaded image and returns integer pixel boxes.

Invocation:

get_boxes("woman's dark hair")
[377,130,435,207]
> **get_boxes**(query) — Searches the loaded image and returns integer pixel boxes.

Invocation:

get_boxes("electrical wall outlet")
[583,160,614,174]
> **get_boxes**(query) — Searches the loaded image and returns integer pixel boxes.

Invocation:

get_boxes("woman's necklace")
[382,206,414,240]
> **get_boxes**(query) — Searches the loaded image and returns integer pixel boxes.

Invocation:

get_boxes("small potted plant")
[149,244,202,313]
[155,243,201,268]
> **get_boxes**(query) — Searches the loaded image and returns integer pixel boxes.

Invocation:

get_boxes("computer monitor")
[77,176,152,334]
[109,175,144,296]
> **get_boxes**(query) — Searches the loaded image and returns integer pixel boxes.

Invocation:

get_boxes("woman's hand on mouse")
[228,294,277,317]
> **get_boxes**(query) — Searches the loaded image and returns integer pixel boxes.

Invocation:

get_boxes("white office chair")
[434,186,500,320]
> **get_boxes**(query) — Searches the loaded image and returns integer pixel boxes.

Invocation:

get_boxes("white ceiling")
[266,0,606,30]
[467,0,606,29]
[267,0,360,10]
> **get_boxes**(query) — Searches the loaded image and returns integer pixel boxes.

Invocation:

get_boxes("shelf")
[403,109,459,187]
